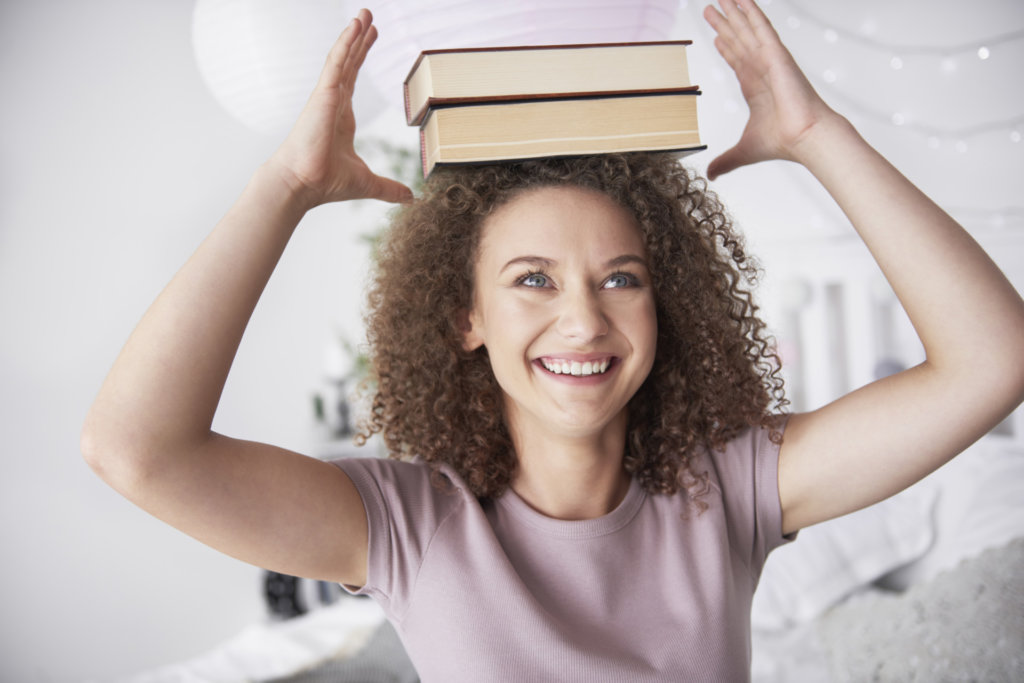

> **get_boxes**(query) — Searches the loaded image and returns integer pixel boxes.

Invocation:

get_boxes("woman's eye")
[519,272,550,288]
[603,272,638,289]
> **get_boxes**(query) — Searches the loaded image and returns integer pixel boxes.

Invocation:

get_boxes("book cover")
[419,89,704,177]
[404,41,693,126]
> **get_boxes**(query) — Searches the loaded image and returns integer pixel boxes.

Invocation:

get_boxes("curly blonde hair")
[357,153,786,499]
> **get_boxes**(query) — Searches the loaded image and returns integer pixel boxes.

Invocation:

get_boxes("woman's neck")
[506,410,631,521]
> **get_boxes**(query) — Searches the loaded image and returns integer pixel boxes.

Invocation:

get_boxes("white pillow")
[878,438,1024,590]
[752,481,936,631]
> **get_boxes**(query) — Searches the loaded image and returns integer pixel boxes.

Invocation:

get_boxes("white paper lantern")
[192,0,681,135]
[192,0,383,135]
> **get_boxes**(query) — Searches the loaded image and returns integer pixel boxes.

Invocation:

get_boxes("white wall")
[0,1,1020,680]
[0,2,405,680]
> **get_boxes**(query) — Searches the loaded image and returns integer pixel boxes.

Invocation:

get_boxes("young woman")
[82,1,1024,679]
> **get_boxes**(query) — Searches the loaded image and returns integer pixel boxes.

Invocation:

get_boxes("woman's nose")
[555,289,609,342]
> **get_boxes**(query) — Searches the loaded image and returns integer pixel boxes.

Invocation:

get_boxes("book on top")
[403,41,694,126]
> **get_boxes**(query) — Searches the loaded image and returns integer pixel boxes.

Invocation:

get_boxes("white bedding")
[115,598,386,683]
[751,436,1024,682]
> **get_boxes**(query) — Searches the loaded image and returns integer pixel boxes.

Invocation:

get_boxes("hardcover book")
[419,89,704,177]
[404,41,693,126]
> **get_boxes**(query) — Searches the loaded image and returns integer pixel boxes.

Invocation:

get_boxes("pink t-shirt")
[334,423,791,681]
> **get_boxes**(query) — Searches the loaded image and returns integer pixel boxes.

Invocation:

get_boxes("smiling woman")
[462,185,660,518]
[360,154,786,506]
[80,3,1024,681]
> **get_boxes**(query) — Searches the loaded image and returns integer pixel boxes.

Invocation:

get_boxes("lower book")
[419,88,705,177]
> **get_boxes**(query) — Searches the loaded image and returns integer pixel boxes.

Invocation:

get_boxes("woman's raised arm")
[81,10,407,585]
[704,0,1024,534]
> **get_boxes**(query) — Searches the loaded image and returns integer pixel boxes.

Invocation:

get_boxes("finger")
[712,35,740,72]
[733,0,794,68]
[703,5,735,43]
[703,4,724,29]
[317,17,364,92]
[337,11,374,90]
[351,8,376,64]
[718,0,761,54]
[704,5,745,65]
[341,15,378,90]
[734,0,781,46]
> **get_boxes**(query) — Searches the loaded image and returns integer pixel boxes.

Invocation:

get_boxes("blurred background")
[1,0,1021,680]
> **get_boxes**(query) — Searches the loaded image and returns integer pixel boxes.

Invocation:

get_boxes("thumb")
[368,175,415,204]
[706,144,748,181]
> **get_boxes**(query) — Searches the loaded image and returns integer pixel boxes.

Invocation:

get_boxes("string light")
[756,0,1024,233]
[769,0,1024,150]
[784,0,1024,58]
[810,82,1024,145]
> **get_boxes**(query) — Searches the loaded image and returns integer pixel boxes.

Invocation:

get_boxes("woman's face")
[463,185,657,442]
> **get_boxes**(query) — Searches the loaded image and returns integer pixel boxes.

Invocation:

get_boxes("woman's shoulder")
[705,416,788,469]
[331,456,472,517]
[695,417,788,503]
[696,417,793,559]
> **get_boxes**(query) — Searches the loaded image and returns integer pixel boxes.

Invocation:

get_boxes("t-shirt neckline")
[494,476,647,539]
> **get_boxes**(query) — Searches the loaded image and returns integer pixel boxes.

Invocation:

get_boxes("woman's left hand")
[703,2,1024,537]
[703,0,842,179]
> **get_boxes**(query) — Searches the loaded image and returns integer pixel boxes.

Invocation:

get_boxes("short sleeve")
[330,458,464,617]
[706,418,793,576]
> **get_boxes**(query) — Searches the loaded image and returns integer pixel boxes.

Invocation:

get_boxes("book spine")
[404,81,413,126]
[420,127,429,177]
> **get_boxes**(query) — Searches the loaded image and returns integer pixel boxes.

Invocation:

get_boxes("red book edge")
[419,127,428,178]
[404,81,412,125]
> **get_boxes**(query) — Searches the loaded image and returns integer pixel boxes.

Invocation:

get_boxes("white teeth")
[541,358,612,376]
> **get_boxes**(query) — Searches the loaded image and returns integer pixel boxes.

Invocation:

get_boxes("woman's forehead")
[477,186,645,265]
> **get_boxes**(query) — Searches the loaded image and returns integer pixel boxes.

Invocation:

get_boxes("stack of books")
[403,41,706,177]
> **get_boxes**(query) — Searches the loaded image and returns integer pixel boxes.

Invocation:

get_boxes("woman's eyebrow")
[499,253,648,274]
[607,254,649,269]
[500,255,555,274]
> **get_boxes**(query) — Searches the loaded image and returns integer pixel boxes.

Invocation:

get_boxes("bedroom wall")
[0,1,1020,681]
[0,2,404,680]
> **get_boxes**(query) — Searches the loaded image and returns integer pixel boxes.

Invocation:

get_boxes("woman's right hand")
[267,8,413,209]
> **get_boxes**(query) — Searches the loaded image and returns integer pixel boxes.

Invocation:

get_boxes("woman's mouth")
[538,357,614,376]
